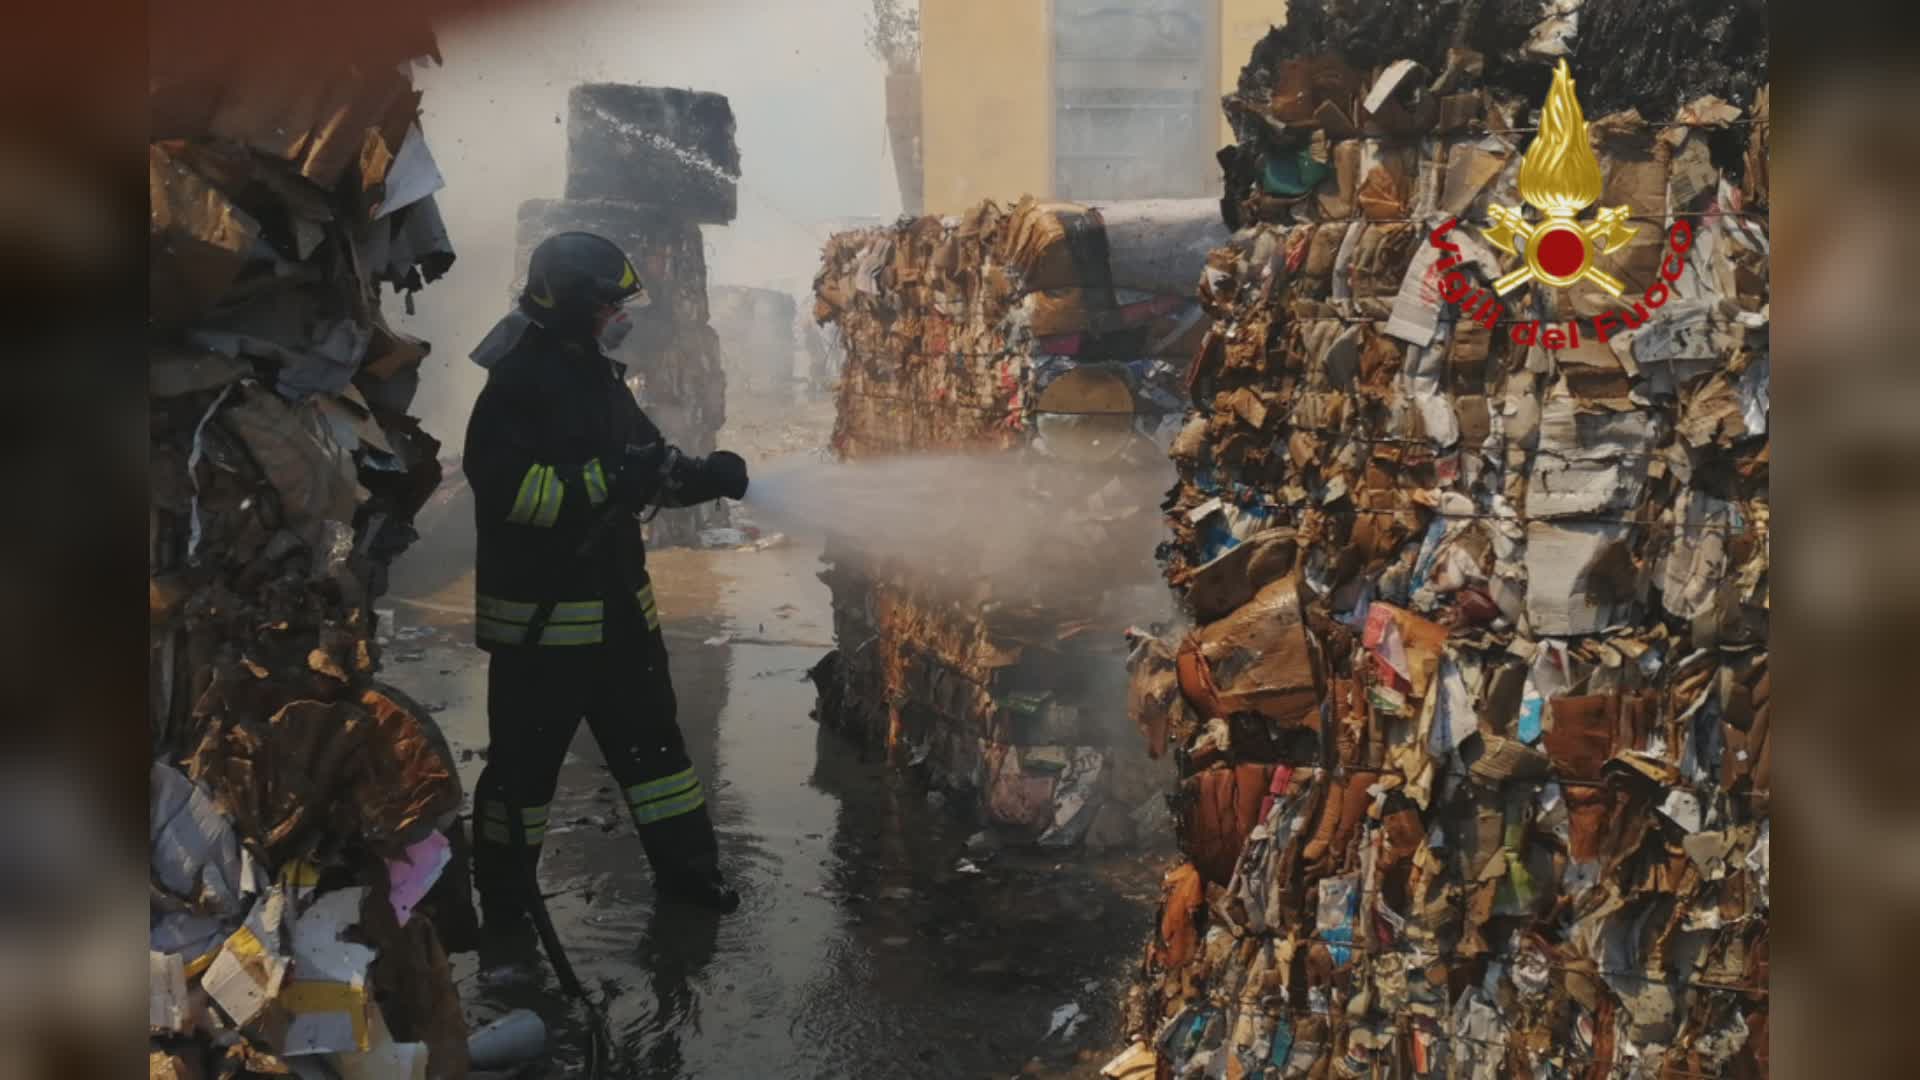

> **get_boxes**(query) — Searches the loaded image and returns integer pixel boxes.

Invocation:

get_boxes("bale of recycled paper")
[149,26,475,1079]
[564,84,739,223]
[1133,6,1772,1072]
[811,198,1192,847]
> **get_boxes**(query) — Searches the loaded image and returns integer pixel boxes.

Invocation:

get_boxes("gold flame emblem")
[1483,60,1638,297]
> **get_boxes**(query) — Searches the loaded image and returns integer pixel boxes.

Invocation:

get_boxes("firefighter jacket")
[463,319,728,650]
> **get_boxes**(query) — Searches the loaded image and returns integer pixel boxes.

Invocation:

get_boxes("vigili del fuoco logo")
[1427,59,1692,350]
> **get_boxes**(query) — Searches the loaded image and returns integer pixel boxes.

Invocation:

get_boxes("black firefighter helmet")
[519,231,643,331]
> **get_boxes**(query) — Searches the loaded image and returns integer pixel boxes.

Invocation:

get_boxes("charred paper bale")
[564,84,739,224]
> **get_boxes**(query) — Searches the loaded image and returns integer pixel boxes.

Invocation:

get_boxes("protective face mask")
[596,308,635,353]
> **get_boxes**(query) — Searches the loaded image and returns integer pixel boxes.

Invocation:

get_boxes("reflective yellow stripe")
[625,768,696,805]
[629,775,698,809]
[536,622,603,646]
[475,598,606,647]
[636,585,660,630]
[584,459,609,505]
[531,471,565,528]
[507,465,545,525]
[477,597,605,622]
[550,600,604,623]
[631,783,705,825]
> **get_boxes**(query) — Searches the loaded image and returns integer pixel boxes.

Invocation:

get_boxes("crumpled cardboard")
[1153,862,1204,971]
[1127,635,1187,760]
[984,744,1059,830]
[1130,10,1769,1076]
[219,386,363,550]
[1099,1040,1158,1080]
[201,886,290,1028]
[151,951,192,1034]
[188,689,459,865]
[1186,576,1317,728]
[277,888,376,1055]
[1179,764,1275,885]
[150,27,468,1075]
[151,763,261,927]
[150,143,264,327]
[1178,528,1298,622]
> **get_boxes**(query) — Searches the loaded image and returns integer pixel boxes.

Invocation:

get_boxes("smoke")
[394,0,904,440]
[744,451,1177,623]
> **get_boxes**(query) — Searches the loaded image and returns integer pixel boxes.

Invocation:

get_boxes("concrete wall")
[1218,0,1290,147]
[920,0,1290,212]
[920,0,1054,214]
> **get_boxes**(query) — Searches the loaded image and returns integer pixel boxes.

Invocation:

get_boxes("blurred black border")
[13,0,1917,1074]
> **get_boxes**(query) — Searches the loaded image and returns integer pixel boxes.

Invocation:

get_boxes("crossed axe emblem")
[1482,204,1638,298]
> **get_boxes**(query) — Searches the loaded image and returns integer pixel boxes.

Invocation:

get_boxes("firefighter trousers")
[470,629,718,924]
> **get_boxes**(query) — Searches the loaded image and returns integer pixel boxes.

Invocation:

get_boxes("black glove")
[609,441,668,510]
[703,450,749,500]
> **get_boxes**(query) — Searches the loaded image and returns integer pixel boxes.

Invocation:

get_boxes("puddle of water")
[389,541,1162,1079]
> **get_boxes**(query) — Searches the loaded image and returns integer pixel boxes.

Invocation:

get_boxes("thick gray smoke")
[396,0,904,439]
[744,452,1177,622]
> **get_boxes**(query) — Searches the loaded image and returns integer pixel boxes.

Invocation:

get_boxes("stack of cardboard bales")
[513,84,738,549]
[149,36,475,1080]
[811,197,1225,847]
[1113,1,1770,1076]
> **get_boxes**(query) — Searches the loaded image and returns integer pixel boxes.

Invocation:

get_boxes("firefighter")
[463,231,749,968]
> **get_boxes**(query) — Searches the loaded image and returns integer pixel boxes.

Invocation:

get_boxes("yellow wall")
[920,0,1053,214]
[919,0,1291,211]
[1219,0,1289,148]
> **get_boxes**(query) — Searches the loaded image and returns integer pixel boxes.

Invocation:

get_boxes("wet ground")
[384,539,1168,1079]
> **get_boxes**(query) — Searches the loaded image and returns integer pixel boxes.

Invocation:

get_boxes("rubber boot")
[472,829,545,980]
[638,810,740,915]
[654,851,741,914]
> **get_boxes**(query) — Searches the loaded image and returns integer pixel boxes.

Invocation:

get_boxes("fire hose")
[506,809,610,1079]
